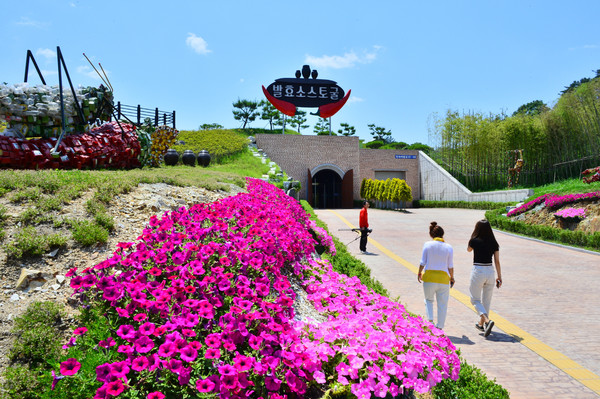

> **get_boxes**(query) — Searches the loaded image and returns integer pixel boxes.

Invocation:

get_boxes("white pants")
[423,282,450,329]
[469,266,495,316]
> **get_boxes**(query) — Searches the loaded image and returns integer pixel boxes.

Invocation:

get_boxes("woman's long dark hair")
[471,219,499,248]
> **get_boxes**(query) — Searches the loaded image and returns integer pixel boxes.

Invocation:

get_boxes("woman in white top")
[417,221,455,329]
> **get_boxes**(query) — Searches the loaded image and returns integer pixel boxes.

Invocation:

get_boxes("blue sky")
[2,1,599,145]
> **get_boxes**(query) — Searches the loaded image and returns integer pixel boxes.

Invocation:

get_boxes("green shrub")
[432,356,510,399]
[85,199,106,215]
[94,212,115,232]
[414,200,514,210]
[2,365,48,399]
[9,187,42,203]
[4,226,68,258]
[486,209,600,251]
[172,129,248,163]
[70,220,109,246]
[17,207,43,225]
[9,302,65,366]
[0,204,7,223]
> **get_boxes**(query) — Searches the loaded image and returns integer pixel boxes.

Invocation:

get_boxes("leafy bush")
[415,200,515,210]
[70,220,109,246]
[0,204,7,224]
[486,208,600,251]
[432,355,510,399]
[172,129,248,163]
[4,226,68,258]
[2,365,48,399]
[9,302,65,366]
[93,212,115,232]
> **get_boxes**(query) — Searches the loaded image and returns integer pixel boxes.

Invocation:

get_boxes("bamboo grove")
[360,178,413,209]
[429,75,600,191]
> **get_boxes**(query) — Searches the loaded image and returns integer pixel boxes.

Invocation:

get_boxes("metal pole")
[172,111,176,129]
[282,115,286,134]
[155,108,159,126]
[328,117,332,135]
[137,105,141,125]
[24,50,47,85]
[51,47,67,157]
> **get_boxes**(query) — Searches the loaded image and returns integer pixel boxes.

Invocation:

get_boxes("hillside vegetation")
[430,71,600,191]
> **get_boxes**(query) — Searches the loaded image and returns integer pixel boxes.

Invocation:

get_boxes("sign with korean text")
[262,65,351,118]
[395,155,417,159]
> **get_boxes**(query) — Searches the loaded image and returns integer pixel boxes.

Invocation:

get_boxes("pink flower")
[158,342,177,358]
[205,333,221,348]
[131,356,149,372]
[205,348,221,359]
[233,355,254,372]
[59,358,81,376]
[138,322,156,336]
[134,336,155,353]
[179,346,198,362]
[51,370,65,390]
[105,380,125,396]
[73,327,88,335]
[221,374,238,390]
[147,392,165,399]
[265,376,281,391]
[110,361,130,378]
[313,370,326,384]
[196,377,216,393]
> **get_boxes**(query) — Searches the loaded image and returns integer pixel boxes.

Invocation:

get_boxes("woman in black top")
[468,219,502,337]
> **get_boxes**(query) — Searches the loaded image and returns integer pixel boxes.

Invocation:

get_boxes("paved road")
[315,207,600,399]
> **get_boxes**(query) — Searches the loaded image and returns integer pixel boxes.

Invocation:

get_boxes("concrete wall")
[419,151,533,203]
[359,149,421,201]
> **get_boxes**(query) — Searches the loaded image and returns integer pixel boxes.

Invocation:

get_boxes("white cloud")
[348,96,364,103]
[36,48,56,60]
[15,17,47,28]
[583,44,599,49]
[186,33,211,55]
[77,65,102,80]
[305,46,382,69]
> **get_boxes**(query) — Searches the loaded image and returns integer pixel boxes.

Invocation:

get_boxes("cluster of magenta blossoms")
[554,207,586,220]
[57,178,459,398]
[507,194,553,217]
[509,191,600,218]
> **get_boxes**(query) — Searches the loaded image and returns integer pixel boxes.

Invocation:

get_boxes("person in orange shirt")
[359,201,370,254]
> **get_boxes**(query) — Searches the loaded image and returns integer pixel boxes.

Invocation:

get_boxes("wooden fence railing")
[114,102,175,129]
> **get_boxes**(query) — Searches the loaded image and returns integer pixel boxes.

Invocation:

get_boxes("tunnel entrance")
[312,169,342,209]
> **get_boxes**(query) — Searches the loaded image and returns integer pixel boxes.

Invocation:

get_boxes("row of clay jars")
[164,149,211,167]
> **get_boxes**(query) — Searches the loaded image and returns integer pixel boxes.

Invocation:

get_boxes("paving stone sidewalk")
[315,207,600,399]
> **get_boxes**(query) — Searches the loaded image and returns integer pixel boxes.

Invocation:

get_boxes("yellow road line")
[327,210,600,395]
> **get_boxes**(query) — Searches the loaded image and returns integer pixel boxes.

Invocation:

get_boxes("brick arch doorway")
[309,165,353,209]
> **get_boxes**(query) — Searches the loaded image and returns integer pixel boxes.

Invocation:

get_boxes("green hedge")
[486,208,600,251]
[432,354,510,399]
[414,200,515,210]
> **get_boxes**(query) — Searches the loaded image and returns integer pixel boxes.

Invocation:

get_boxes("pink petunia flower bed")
[56,178,459,398]
[508,191,600,218]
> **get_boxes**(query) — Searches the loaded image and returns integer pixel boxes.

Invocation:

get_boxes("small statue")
[508,149,524,188]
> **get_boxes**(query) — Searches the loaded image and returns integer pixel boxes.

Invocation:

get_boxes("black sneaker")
[475,323,484,332]
[484,320,494,337]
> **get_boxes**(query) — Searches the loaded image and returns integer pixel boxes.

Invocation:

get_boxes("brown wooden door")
[341,169,353,208]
